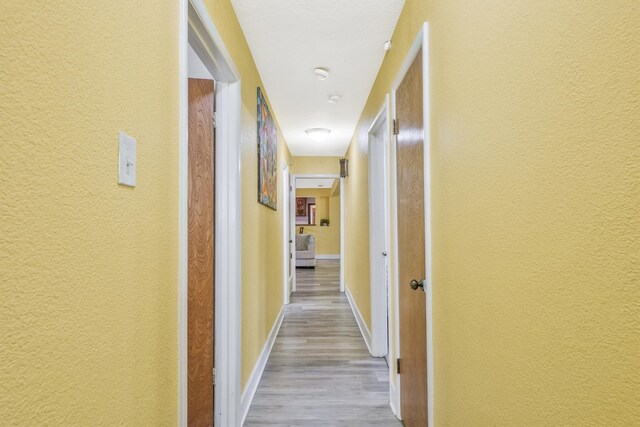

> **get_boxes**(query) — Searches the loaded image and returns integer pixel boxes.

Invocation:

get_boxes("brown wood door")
[396,49,428,426]
[188,78,215,427]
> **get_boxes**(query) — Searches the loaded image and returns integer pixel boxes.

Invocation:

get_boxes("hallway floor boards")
[244,260,400,426]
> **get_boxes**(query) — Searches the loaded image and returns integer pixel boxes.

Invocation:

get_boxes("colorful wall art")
[257,87,277,210]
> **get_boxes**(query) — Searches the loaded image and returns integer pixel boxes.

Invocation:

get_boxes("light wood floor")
[244,260,401,426]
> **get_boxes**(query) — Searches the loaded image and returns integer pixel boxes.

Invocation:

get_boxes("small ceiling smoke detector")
[305,128,331,142]
[328,95,342,103]
[383,40,392,52]
[314,67,329,80]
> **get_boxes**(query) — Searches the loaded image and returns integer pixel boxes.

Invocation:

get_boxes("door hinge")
[212,368,216,386]
[289,185,293,192]
[396,358,401,374]
[392,119,399,135]
[213,112,217,128]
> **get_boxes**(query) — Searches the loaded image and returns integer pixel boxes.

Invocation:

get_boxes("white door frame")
[390,22,432,425]
[368,96,392,358]
[180,1,242,425]
[290,173,345,293]
[282,162,291,305]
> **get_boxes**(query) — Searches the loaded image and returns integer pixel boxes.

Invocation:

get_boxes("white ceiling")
[296,178,336,189]
[231,0,405,157]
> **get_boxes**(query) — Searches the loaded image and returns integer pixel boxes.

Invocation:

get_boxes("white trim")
[367,95,391,135]
[391,24,425,89]
[389,91,402,421]
[289,173,297,293]
[177,1,188,424]
[422,25,434,427]
[290,173,345,293]
[345,287,372,354]
[294,174,339,179]
[339,177,345,293]
[216,80,243,427]
[390,22,433,426]
[282,163,290,305]
[240,308,285,426]
[315,254,340,260]
[187,0,239,81]
[390,380,401,420]
[180,1,243,426]
[367,96,392,358]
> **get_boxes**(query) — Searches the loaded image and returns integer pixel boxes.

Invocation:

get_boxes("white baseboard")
[390,378,402,420]
[240,308,284,426]
[345,286,372,355]
[315,254,340,260]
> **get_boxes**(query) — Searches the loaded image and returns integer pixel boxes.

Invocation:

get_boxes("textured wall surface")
[0,0,292,421]
[343,139,372,329]
[202,0,291,390]
[0,2,179,424]
[290,156,341,175]
[349,0,640,424]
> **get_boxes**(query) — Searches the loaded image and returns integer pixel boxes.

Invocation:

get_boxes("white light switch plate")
[118,131,136,187]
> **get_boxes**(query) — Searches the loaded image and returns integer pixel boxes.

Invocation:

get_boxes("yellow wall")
[295,188,340,255]
[203,0,291,390]
[347,0,640,424]
[344,140,372,329]
[290,156,341,175]
[0,2,179,424]
[0,0,291,422]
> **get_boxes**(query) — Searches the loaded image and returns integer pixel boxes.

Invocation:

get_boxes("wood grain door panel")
[396,49,428,426]
[188,78,215,427]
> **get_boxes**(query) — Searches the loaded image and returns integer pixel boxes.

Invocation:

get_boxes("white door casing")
[282,163,292,305]
[290,173,345,293]
[389,22,433,426]
[180,1,243,425]
[368,96,392,359]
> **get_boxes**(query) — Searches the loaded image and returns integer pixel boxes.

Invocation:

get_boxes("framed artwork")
[296,197,307,216]
[257,87,277,210]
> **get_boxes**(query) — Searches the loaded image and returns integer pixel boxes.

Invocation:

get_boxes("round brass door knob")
[410,278,425,291]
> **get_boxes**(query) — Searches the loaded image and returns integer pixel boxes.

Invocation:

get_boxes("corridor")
[244,261,400,426]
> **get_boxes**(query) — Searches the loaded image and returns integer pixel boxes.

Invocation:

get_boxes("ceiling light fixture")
[328,95,342,103]
[305,128,331,142]
[383,40,392,52]
[314,67,329,80]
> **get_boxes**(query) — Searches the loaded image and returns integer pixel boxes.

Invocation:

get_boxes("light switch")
[118,131,136,187]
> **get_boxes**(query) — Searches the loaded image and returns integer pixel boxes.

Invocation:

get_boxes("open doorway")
[282,163,293,305]
[368,96,392,361]
[179,1,243,425]
[288,174,344,294]
[187,44,216,426]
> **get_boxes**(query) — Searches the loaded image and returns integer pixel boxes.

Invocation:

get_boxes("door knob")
[410,278,425,291]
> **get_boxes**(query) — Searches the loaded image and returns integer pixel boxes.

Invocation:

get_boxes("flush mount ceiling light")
[313,67,329,80]
[328,95,342,103]
[305,128,331,142]
[383,39,392,52]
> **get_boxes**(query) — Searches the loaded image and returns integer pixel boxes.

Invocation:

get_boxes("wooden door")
[188,78,215,427]
[396,49,428,426]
